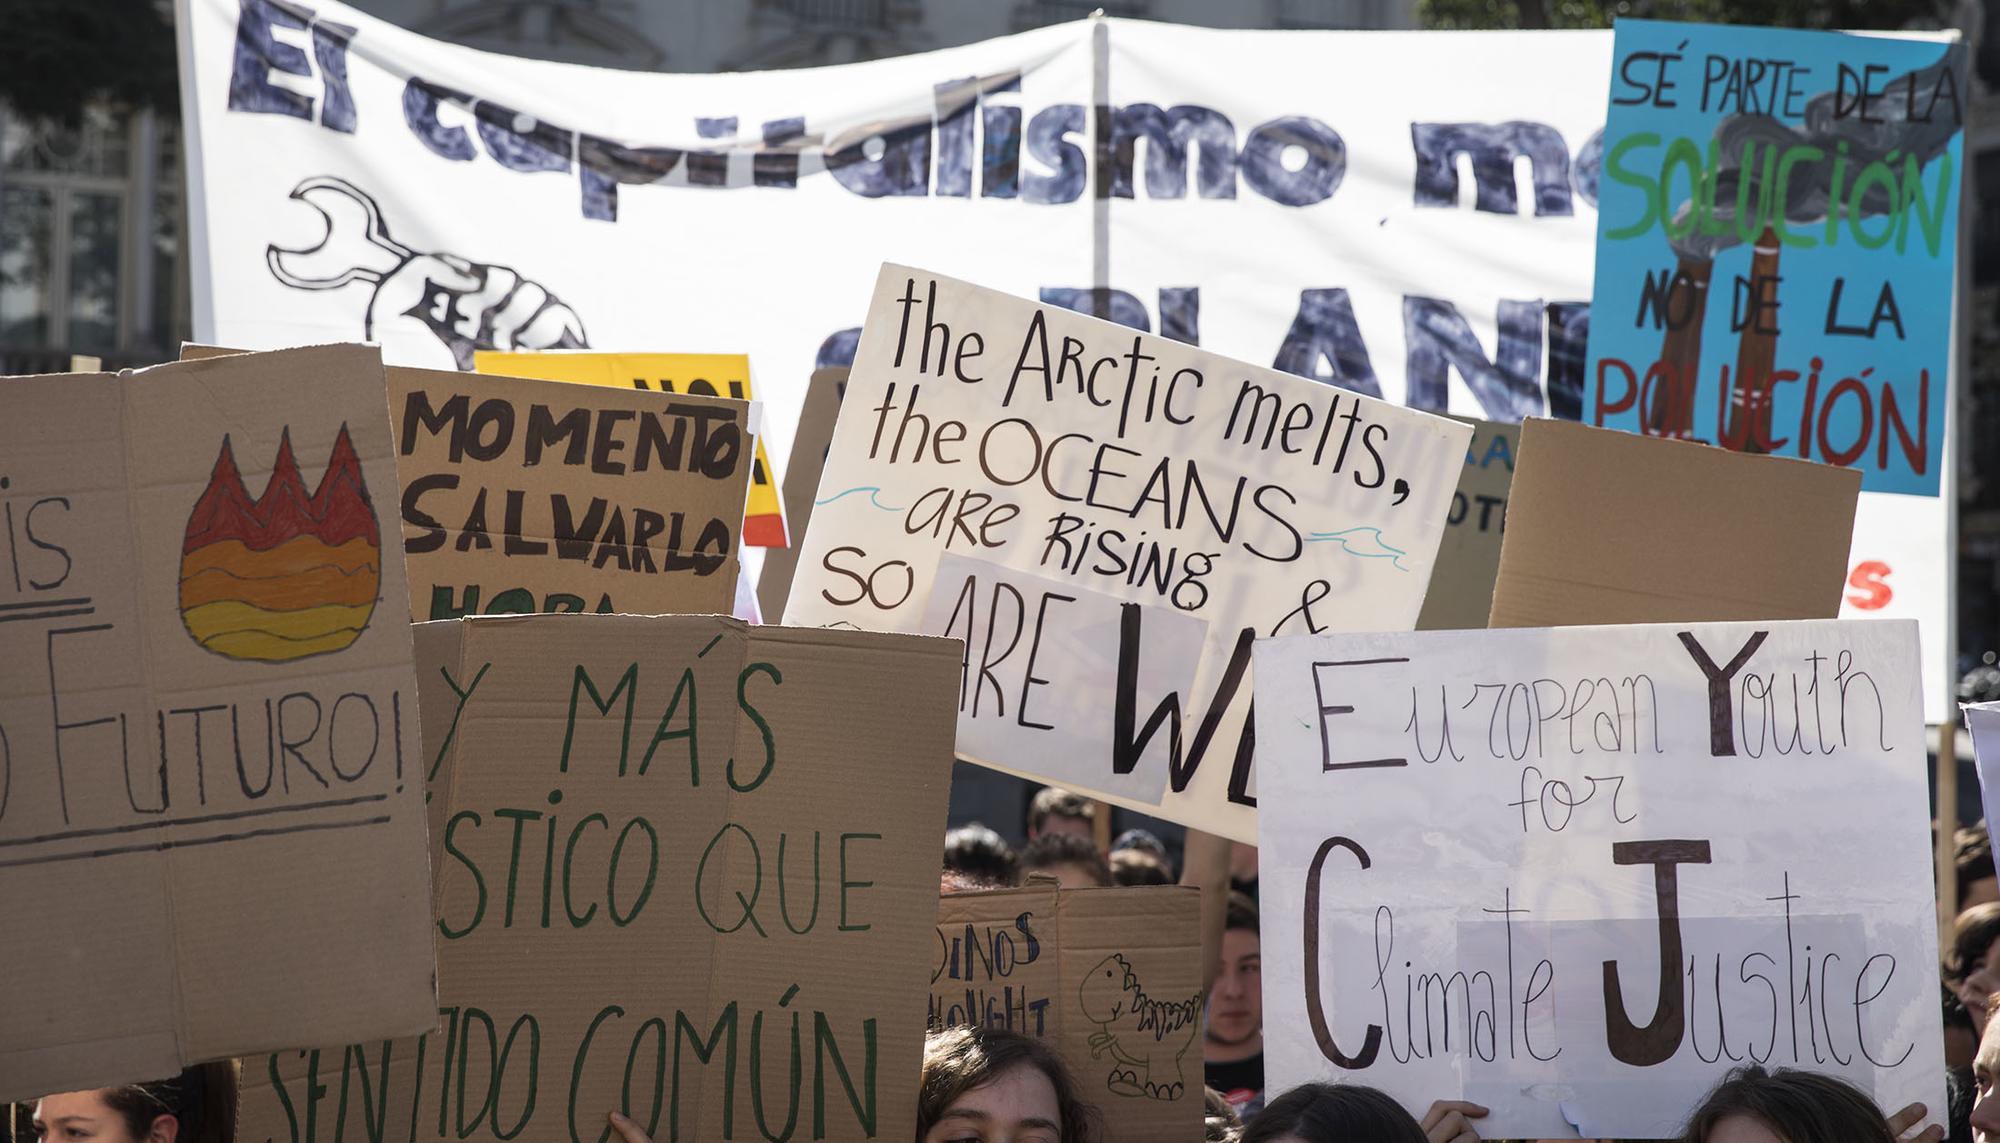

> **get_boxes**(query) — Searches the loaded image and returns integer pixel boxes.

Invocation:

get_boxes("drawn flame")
[178,426,381,662]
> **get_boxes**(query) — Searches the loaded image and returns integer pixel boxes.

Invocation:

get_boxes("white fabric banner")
[175,0,1952,719]
[1252,618,1942,1138]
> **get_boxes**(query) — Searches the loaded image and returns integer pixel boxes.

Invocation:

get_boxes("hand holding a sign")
[605,1112,650,1143]
[1419,1100,1490,1143]
[1886,1103,1947,1143]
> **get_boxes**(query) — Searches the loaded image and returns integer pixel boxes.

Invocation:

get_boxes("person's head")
[1027,788,1095,842]
[1238,1083,1426,1143]
[1018,834,1112,890]
[945,824,1020,888]
[1973,991,2000,1141]
[917,1025,1097,1143]
[1950,903,2000,1035]
[1963,826,2000,914]
[1206,892,1262,1061]
[1109,828,1168,867]
[1202,1086,1242,1143]
[1676,1065,1896,1143]
[28,1065,237,1143]
[1949,903,2000,984]
[1108,848,1172,887]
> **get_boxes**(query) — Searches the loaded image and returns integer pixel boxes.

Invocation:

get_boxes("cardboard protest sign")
[1489,418,1859,628]
[1416,419,1517,631]
[932,882,1202,1143]
[0,345,434,1099]
[184,345,756,621]
[1585,20,1965,496]
[390,366,753,621]
[1253,618,1942,1138]
[785,265,1469,843]
[475,351,787,547]
[237,613,959,1143]
[757,368,849,620]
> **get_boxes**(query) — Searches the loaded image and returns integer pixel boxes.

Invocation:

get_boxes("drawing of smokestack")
[1644,47,1964,441]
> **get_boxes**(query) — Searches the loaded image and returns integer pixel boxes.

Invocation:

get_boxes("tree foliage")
[0,0,178,125]
[1419,0,1956,31]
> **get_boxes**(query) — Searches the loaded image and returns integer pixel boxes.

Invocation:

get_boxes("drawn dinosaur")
[1076,952,1203,1101]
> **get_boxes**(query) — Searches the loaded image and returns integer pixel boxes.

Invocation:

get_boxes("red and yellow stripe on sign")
[474,351,788,548]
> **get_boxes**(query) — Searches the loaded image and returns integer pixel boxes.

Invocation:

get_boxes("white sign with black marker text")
[785,265,1469,841]
[1254,619,1942,1138]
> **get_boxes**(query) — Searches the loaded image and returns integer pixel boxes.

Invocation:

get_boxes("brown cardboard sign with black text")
[180,344,755,622]
[1489,418,1860,628]
[0,345,435,1099]
[238,613,960,1143]
[932,882,1202,1143]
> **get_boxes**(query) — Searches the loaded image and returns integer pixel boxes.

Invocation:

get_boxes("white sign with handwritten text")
[1254,619,1942,1139]
[785,265,1469,841]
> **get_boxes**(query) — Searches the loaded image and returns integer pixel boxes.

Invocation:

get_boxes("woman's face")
[921,1063,1064,1143]
[31,1092,169,1143]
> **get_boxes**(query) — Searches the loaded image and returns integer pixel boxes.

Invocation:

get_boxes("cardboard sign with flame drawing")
[1585,20,1966,497]
[0,345,435,1099]
[931,882,1203,1143]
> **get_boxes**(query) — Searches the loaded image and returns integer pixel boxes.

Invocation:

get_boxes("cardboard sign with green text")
[237,613,960,1143]
[932,882,1202,1143]
[0,345,435,1100]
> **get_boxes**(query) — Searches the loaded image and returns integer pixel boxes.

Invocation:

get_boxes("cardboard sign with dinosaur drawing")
[931,882,1202,1142]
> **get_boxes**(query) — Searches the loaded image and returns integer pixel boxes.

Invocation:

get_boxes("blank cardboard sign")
[237,614,961,1143]
[0,345,435,1100]
[932,882,1203,1143]
[1489,419,1861,628]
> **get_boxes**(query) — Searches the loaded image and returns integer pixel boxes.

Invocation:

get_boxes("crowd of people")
[15,793,2000,1143]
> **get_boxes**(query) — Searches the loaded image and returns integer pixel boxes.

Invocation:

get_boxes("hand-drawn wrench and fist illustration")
[266,175,589,370]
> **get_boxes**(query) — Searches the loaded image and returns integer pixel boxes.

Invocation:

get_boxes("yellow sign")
[475,351,789,547]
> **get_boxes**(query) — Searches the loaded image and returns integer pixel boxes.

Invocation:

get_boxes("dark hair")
[945,823,1020,887]
[917,1025,1098,1142]
[1225,891,1259,935]
[15,1064,240,1143]
[1677,1065,1897,1143]
[1959,825,1996,909]
[1239,1083,1426,1143]
[1108,848,1172,887]
[1110,828,1168,865]
[1028,786,1095,835]
[1019,833,1112,887]
[1947,901,2000,982]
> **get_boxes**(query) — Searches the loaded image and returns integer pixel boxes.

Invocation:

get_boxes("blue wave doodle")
[815,485,903,513]
[1305,526,1410,572]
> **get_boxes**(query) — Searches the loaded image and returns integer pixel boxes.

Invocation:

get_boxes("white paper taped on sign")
[1252,618,1943,1140]
[784,264,1470,842]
